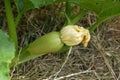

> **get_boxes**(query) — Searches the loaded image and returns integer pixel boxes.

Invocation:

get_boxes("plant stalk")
[70,9,86,25]
[65,2,87,25]
[15,12,24,27]
[4,0,18,53]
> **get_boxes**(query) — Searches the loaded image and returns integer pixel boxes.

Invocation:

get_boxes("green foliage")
[30,0,56,8]
[75,0,120,31]
[0,30,15,80]
[14,0,33,13]
[57,0,80,3]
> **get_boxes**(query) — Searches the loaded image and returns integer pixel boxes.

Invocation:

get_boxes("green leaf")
[76,0,120,32]
[0,30,15,80]
[14,0,34,13]
[30,0,55,8]
[0,62,10,80]
[57,0,80,3]
[98,2,120,20]
[77,0,120,18]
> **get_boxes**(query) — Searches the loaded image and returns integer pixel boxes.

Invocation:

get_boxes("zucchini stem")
[4,0,18,54]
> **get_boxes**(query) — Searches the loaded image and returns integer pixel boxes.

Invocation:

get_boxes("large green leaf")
[14,0,34,13]
[76,0,120,31]
[30,0,55,8]
[77,0,120,18]
[0,30,15,80]
[98,2,120,20]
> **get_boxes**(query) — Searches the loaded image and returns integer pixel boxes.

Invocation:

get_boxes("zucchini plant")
[0,0,120,80]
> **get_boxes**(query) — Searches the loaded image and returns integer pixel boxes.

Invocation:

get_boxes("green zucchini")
[28,31,64,54]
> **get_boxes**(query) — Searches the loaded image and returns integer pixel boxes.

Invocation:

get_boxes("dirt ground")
[0,1,120,80]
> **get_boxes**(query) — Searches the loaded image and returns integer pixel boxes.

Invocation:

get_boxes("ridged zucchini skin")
[27,31,64,54]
